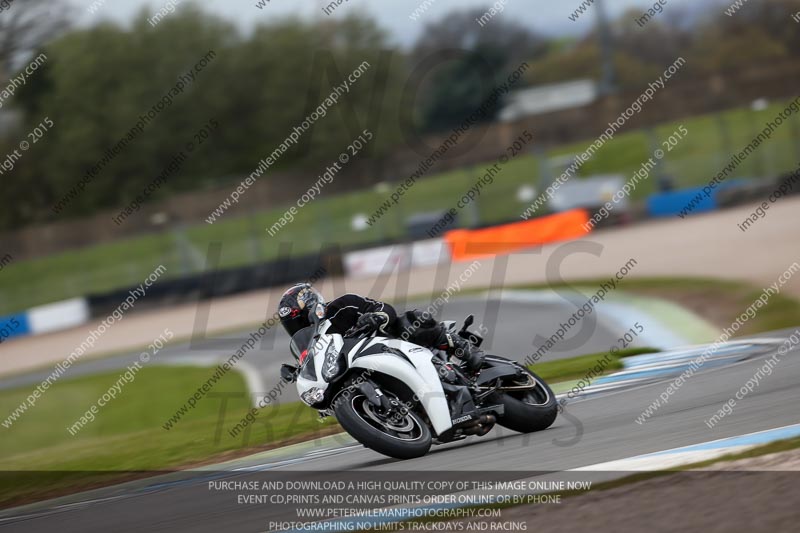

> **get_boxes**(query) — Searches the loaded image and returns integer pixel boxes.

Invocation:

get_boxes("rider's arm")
[326,294,397,334]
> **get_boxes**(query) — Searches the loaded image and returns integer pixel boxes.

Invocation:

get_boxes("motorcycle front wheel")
[333,386,432,460]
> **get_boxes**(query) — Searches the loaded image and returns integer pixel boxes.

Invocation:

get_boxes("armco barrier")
[715,181,774,209]
[0,252,339,341]
[775,169,800,197]
[87,252,335,318]
[444,209,591,261]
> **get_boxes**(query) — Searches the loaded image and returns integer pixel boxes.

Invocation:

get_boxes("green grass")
[530,347,656,382]
[513,277,800,338]
[618,277,800,335]
[0,366,335,507]
[3,100,800,314]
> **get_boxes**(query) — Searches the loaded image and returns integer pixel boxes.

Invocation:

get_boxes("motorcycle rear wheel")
[492,369,557,433]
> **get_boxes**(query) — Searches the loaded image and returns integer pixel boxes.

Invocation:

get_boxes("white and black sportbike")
[282,304,557,459]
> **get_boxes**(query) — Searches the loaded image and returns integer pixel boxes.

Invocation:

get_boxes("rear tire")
[333,388,432,460]
[493,369,557,433]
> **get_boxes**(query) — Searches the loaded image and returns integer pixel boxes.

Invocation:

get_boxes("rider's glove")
[356,312,390,333]
[446,333,485,372]
[281,363,299,383]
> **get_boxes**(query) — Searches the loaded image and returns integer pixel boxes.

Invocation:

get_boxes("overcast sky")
[71,0,703,46]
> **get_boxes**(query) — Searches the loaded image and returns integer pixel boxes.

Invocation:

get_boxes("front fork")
[357,381,395,412]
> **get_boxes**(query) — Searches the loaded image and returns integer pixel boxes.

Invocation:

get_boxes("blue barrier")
[647,180,747,217]
[0,313,31,343]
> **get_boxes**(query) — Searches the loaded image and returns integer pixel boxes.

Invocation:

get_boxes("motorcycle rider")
[277,283,484,371]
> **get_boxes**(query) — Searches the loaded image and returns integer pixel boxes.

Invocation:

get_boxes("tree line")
[0,0,798,230]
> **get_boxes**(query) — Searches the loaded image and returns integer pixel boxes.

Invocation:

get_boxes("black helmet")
[278,283,325,336]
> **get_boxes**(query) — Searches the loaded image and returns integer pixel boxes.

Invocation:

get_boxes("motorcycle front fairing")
[294,319,453,436]
[295,320,343,406]
[346,337,453,437]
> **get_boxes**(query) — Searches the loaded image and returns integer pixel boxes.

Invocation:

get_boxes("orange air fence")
[444,209,591,261]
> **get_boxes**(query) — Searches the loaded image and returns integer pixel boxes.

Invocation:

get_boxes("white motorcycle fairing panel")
[347,337,453,436]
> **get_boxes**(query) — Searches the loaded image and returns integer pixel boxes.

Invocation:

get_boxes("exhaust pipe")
[479,414,496,425]
[462,414,496,436]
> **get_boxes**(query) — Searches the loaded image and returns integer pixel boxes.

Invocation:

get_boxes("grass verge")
[0,366,335,508]
[529,347,656,383]
[515,277,800,337]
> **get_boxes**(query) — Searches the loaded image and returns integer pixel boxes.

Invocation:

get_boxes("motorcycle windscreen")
[290,326,315,362]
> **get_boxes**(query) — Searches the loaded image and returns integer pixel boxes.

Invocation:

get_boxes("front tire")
[493,369,557,433]
[333,388,432,460]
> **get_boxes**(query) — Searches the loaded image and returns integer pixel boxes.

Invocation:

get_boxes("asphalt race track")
[1,328,798,533]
